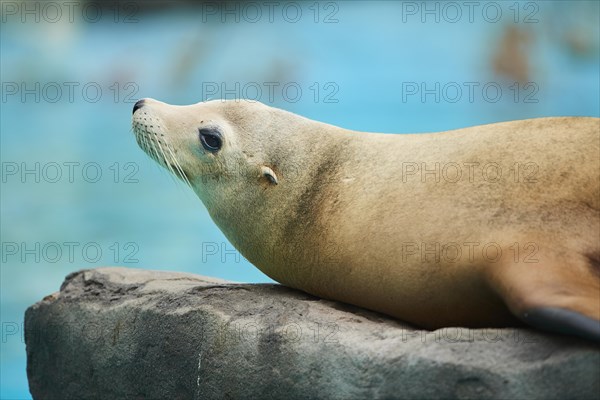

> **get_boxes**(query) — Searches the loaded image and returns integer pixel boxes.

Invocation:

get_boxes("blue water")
[1,2,599,398]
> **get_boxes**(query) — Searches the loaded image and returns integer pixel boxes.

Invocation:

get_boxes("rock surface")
[26,267,599,400]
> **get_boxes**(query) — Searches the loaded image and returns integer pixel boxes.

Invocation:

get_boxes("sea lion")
[132,98,600,341]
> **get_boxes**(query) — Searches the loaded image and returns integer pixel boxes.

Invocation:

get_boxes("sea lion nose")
[132,99,146,115]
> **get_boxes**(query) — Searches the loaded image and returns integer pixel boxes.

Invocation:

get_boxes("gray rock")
[26,267,600,400]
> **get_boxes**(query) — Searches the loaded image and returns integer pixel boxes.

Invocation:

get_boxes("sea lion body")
[132,99,600,339]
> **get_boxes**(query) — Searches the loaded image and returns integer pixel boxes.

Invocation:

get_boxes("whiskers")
[132,122,192,188]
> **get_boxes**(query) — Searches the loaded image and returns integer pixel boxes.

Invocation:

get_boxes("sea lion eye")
[199,128,222,152]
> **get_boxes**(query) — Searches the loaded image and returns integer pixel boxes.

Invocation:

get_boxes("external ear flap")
[260,166,278,185]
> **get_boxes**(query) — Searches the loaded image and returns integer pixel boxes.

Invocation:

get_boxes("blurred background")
[1,1,599,398]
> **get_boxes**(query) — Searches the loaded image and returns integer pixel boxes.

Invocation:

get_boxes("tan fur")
[133,99,600,330]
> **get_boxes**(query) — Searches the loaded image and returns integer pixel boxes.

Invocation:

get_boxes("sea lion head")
[131,99,303,202]
[131,98,342,242]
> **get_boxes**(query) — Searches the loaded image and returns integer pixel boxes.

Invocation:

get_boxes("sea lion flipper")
[484,250,600,342]
[521,307,600,342]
